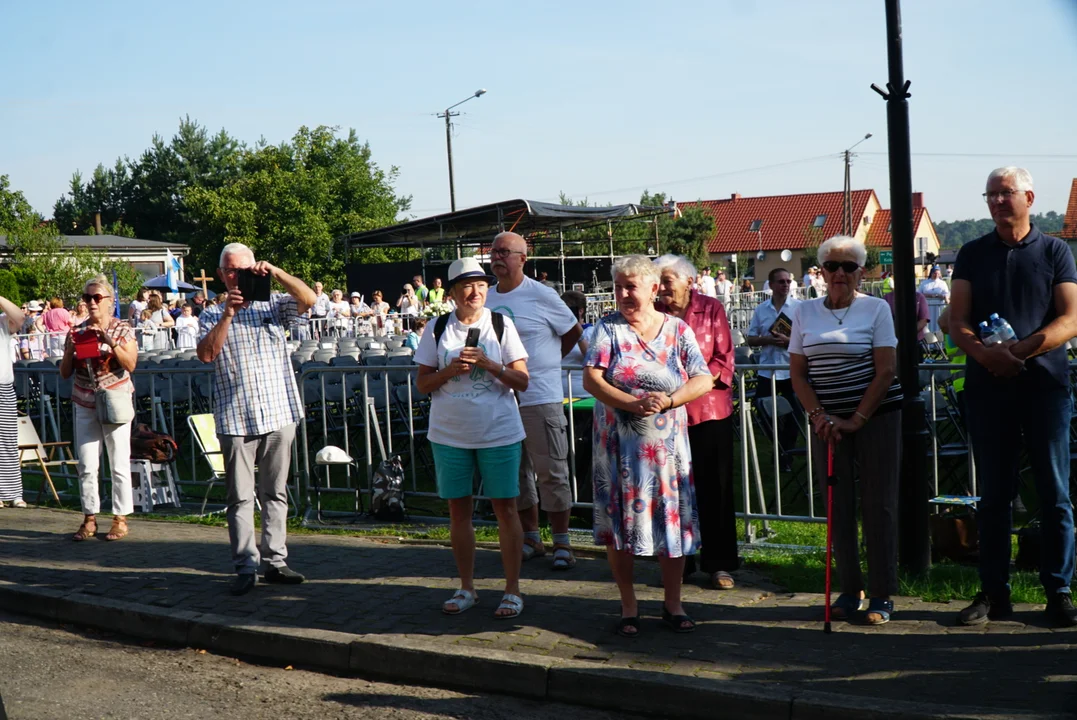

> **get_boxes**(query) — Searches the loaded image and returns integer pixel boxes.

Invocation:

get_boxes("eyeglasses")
[983,190,1023,202]
[490,248,525,258]
[82,293,111,304]
[821,261,860,273]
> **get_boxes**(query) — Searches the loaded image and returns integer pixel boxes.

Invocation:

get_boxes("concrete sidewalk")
[0,508,1073,719]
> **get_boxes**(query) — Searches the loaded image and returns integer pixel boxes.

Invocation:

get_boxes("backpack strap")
[433,312,451,347]
[434,310,505,345]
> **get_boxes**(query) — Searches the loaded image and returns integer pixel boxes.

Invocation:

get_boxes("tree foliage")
[0,174,40,229]
[50,119,412,290]
[934,211,1064,249]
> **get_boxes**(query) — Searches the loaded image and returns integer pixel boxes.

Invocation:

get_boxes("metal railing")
[13,357,987,541]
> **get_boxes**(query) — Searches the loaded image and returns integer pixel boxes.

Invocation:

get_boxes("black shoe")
[1045,593,1077,628]
[263,565,305,585]
[230,573,256,596]
[957,591,1013,626]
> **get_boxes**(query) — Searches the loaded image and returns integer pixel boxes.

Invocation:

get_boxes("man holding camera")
[488,231,583,571]
[197,242,317,596]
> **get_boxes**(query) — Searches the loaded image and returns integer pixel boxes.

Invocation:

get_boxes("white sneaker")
[11,499,27,508]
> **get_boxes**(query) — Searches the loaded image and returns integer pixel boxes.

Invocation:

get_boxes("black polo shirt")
[953,225,1077,390]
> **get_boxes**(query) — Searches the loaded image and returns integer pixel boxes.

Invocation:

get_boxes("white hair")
[817,235,867,267]
[219,242,255,267]
[652,254,697,282]
[986,166,1033,192]
[493,231,526,252]
[83,274,111,295]
[611,255,660,285]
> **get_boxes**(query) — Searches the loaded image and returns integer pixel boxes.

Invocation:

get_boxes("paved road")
[1,508,1075,717]
[0,610,637,720]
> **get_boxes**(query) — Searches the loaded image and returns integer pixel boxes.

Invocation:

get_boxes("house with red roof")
[678,189,940,284]
[1060,178,1077,247]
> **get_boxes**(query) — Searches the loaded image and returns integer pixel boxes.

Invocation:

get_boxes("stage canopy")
[341,198,669,253]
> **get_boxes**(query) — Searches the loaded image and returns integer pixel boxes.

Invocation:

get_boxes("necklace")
[825,295,856,325]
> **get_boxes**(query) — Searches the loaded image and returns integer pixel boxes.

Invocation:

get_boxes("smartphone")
[465,327,481,347]
[237,268,272,302]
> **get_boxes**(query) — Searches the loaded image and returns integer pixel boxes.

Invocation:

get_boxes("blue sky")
[3,0,1076,226]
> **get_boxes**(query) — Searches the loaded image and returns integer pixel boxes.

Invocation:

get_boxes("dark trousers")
[753,376,803,455]
[684,417,738,574]
[811,411,902,598]
[965,384,1075,595]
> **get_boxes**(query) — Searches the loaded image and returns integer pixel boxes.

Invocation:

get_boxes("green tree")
[0,269,21,305]
[185,125,412,286]
[0,174,40,229]
[5,219,103,303]
[662,206,713,271]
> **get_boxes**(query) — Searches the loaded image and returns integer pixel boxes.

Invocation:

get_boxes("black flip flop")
[662,605,696,633]
[616,616,641,638]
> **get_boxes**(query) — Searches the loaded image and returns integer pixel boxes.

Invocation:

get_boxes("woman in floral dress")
[583,255,715,637]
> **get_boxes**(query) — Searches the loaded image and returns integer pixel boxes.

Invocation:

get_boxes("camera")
[237,268,272,302]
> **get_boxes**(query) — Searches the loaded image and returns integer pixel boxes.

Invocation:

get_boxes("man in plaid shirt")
[198,243,316,596]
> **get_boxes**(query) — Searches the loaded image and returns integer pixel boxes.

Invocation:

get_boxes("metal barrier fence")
[14,357,987,543]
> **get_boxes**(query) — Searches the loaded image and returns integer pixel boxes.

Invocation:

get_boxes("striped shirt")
[788,294,902,418]
[199,293,303,436]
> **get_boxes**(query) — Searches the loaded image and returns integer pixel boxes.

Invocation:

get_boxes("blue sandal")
[830,593,868,620]
[865,597,894,625]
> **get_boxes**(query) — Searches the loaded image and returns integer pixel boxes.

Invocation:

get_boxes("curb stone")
[0,582,1069,720]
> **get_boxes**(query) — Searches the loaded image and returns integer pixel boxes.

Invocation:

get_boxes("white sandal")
[442,589,478,615]
[494,593,524,619]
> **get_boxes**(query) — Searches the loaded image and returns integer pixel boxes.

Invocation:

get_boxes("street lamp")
[437,89,487,212]
[842,133,872,236]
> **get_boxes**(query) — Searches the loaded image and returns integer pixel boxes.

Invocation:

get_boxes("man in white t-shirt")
[715,270,734,303]
[487,231,583,571]
[698,267,717,298]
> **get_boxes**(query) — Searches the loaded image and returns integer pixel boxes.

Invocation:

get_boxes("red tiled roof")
[865,208,927,247]
[680,190,877,254]
[1062,179,1077,240]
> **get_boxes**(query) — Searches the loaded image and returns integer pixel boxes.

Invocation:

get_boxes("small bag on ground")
[370,454,407,521]
[930,507,978,562]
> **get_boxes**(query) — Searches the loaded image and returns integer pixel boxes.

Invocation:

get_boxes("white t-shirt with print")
[414,308,529,449]
[487,276,578,407]
[699,275,717,297]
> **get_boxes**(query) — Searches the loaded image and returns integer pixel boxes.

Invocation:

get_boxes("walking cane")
[824,440,836,634]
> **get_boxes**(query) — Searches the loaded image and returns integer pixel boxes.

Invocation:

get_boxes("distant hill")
[935,211,1065,248]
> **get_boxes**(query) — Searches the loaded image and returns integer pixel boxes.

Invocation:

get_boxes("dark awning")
[342,199,668,250]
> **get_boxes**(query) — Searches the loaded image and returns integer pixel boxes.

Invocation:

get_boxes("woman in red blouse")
[655,255,738,589]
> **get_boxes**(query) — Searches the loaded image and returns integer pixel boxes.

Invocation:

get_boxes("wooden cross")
[193,269,212,296]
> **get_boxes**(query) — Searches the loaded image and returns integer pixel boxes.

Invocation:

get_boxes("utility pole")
[842,134,872,236]
[872,0,931,575]
[436,89,487,213]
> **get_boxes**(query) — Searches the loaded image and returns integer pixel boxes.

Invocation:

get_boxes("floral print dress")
[584,312,711,557]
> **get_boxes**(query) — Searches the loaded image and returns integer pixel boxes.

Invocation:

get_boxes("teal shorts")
[430,441,522,500]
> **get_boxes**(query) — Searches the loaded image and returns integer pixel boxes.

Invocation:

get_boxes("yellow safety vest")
[943,333,966,392]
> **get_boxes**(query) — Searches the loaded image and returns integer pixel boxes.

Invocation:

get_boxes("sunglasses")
[82,293,112,304]
[821,261,860,273]
[490,248,525,258]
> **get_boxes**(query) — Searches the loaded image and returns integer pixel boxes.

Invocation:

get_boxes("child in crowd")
[139,309,158,351]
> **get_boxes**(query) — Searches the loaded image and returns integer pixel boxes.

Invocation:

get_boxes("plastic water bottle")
[989,313,1017,344]
[979,321,1000,346]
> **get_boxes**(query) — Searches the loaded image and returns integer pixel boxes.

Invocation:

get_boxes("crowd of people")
[2,166,1073,632]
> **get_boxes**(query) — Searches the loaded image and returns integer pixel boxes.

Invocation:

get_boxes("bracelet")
[855,411,870,423]
[666,392,676,410]
[808,407,825,421]
[496,364,505,379]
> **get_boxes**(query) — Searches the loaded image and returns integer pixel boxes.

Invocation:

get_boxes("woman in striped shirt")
[789,235,902,626]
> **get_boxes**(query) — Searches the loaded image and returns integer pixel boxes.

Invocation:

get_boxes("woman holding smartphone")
[415,257,530,620]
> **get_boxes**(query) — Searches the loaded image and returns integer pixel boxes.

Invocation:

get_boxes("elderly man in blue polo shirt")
[198,243,317,597]
[747,267,801,470]
[949,167,1077,627]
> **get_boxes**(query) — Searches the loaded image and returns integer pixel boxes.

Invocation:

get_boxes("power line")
[860,151,1077,159]
[550,153,839,202]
